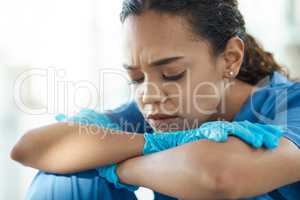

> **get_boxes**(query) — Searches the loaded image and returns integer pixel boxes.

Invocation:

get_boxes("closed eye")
[128,70,186,85]
[162,70,186,81]
[128,77,144,85]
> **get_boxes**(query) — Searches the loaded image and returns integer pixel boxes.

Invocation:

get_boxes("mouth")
[146,113,178,120]
[146,113,181,131]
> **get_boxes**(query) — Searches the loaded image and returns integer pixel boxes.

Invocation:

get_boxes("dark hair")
[120,0,288,85]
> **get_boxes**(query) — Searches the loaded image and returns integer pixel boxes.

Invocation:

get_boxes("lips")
[147,115,181,132]
[146,113,178,120]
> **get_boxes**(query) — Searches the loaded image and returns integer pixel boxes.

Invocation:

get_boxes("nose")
[141,81,167,105]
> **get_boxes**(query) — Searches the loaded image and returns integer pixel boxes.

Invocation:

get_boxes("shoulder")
[236,72,300,149]
[262,80,300,148]
[248,71,300,122]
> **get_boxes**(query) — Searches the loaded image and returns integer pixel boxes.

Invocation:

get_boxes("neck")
[213,79,255,121]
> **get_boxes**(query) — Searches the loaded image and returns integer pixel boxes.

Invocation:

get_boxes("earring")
[161,96,168,103]
[229,71,235,77]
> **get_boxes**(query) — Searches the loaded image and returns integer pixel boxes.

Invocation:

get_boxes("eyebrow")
[123,56,184,70]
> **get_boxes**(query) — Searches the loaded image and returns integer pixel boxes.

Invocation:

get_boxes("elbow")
[210,168,238,200]
[185,149,238,199]
[180,166,237,200]
[179,160,238,200]
[10,144,23,162]
[186,167,238,200]
[10,132,33,165]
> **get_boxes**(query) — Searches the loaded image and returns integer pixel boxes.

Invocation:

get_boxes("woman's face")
[122,11,235,132]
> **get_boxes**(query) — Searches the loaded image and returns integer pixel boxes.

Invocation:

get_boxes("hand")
[96,164,139,192]
[143,120,283,155]
[199,120,283,149]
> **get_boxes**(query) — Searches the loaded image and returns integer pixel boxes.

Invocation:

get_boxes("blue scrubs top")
[25,71,300,200]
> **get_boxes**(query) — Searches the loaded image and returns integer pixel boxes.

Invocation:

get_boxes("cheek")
[133,86,144,108]
[189,82,220,115]
[162,83,184,112]
[187,75,222,117]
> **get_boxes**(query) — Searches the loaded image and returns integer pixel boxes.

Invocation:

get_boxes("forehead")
[121,11,202,65]
[123,11,192,43]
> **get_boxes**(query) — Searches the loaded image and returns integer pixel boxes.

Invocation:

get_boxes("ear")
[219,36,244,79]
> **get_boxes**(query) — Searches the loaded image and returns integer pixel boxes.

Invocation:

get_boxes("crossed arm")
[11,122,300,199]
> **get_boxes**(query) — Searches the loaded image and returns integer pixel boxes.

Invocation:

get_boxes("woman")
[11,0,300,199]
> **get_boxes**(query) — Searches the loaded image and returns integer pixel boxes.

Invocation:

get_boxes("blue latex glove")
[143,129,206,155]
[199,120,283,149]
[95,164,139,192]
[143,120,283,155]
[55,109,139,192]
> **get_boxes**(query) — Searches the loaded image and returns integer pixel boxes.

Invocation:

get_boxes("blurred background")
[0,0,299,199]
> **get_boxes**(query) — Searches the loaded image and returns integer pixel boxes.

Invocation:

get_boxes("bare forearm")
[117,140,227,200]
[117,137,300,200]
[11,122,145,173]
